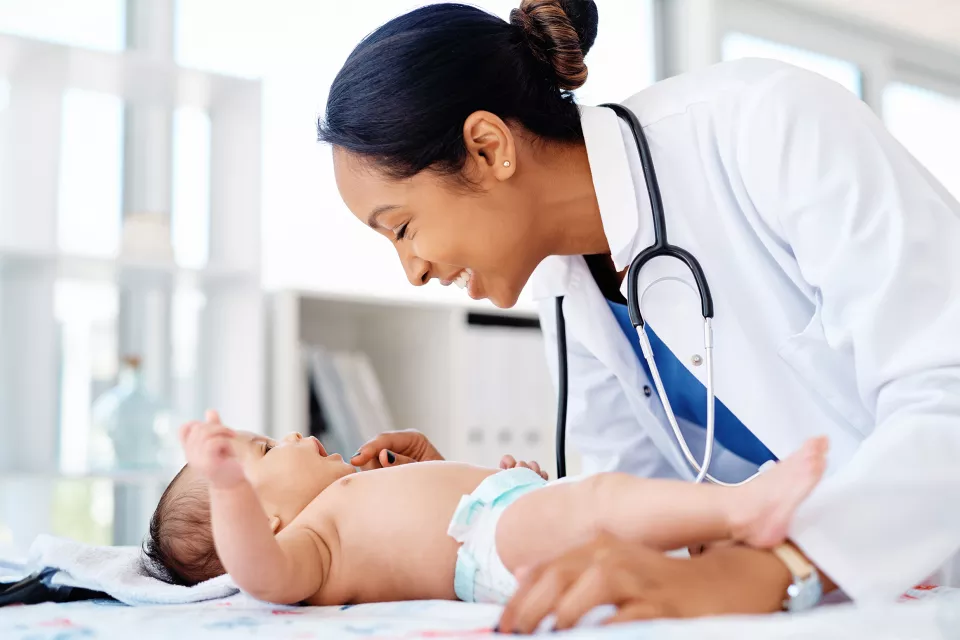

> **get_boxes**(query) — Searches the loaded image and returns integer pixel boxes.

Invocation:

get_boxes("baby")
[143,413,827,606]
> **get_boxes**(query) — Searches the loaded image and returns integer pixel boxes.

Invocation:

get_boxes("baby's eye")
[263,442,275,454]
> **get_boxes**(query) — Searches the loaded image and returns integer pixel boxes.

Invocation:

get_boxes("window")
[0,0,124,52]
[175,0,656,304]
[57,90,124,257]
[884,82,960,200]
[722,32,863,97]
[55,279,119,474]
[573,0,656,106]
[171,108,211,268]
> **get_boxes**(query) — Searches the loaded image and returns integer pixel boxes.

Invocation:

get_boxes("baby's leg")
[495,437,827,573]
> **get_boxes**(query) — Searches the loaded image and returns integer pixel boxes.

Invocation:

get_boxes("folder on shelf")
[304,347,395,458]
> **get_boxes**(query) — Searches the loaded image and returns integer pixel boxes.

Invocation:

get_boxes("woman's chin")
[467,272,522,309]
[486,286,522,309]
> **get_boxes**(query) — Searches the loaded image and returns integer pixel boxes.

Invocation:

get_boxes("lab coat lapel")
[563,259,695,478]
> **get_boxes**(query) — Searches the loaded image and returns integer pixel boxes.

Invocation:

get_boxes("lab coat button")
[643,386,652,397]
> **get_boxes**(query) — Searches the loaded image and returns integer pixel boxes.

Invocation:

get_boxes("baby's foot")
[731,436,828,548]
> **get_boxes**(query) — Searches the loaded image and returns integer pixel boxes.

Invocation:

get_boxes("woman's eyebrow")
[368,204,400,228]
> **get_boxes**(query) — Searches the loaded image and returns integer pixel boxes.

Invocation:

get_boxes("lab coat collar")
[529,105,649,301]
[580,104,645,273]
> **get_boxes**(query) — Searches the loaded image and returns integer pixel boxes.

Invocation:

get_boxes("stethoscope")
[555,103,761,487]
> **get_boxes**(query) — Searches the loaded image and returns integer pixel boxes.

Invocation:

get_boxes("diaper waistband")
[448,467,546,542]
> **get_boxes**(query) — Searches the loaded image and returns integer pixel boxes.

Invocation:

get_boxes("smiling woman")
[320,1,609,309]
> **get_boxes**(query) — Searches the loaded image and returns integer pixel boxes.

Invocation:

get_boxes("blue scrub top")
[606,300,777,467]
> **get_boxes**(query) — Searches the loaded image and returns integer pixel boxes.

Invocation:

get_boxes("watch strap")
[772,543,822,612]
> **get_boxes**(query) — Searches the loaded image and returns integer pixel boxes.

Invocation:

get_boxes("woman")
[329,0,960,631]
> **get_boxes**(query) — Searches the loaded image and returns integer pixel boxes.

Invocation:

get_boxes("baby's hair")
[141,465,224,586]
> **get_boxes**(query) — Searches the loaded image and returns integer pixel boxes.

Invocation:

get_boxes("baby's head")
[143,431,355,585]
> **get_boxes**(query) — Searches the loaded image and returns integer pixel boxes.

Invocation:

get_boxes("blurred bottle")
[89,355,172,471]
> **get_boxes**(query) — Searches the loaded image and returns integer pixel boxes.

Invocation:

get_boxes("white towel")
[25,534,240,606]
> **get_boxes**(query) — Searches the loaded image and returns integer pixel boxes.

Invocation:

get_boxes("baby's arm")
[182,421,329,604]
[209,480,328,603]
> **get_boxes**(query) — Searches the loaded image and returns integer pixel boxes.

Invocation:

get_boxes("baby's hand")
[499,455,549,480]
[180,417,244,488]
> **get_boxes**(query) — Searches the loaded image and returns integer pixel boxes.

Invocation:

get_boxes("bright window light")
[57,90,123,257]
[172,108,211,269]
[722,32,862,97]
[0,0,124,52]
[884,82,960,201]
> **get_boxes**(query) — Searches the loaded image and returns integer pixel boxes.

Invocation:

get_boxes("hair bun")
[510,0,599,91]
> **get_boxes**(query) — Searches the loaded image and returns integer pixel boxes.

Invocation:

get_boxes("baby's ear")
[269,515,282,533]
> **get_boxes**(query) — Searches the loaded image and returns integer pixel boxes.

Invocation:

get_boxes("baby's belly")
[311,462,497,605]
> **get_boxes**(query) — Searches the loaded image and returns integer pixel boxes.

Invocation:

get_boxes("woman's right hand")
[349,430,445,470]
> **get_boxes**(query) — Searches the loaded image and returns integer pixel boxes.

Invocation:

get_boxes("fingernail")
[351,449,361,459]
[386,451,396,464]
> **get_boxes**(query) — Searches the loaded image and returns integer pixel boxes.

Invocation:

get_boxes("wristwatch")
[772,543,822,612]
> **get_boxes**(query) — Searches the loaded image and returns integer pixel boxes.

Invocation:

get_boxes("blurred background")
[0,0,957,554]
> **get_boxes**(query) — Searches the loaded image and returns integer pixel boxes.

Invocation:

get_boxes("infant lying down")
[143,414,827,607]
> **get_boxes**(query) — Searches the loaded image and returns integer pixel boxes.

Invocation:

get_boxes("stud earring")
[503,160,511,168]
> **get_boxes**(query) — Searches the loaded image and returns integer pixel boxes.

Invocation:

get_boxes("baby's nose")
[283,432,303,443]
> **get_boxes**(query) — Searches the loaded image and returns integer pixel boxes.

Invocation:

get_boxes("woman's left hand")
[497,533,792,634]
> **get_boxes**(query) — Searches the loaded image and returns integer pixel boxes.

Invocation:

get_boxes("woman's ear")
[462,110,516,183]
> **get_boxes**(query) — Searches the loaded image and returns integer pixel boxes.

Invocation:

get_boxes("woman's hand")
[349,430,445,470]
[497,533,792,634]
[499,455,549,480]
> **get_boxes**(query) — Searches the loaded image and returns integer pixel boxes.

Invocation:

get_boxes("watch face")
[787,576,823,612]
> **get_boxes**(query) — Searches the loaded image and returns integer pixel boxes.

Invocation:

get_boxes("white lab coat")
[530,58,960,603]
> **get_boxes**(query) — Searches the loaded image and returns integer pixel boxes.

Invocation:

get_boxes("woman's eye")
[395,222,409,241]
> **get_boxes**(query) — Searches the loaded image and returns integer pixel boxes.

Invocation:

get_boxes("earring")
[503,160,511,168]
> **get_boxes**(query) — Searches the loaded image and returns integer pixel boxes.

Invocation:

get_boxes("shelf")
[0,247,258,289]
[0,33,259,110]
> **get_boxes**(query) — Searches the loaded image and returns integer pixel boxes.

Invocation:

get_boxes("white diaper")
[446,467,547,604]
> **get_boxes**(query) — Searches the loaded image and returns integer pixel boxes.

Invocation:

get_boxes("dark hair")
[141,466,224,586]
[317,1,599,180]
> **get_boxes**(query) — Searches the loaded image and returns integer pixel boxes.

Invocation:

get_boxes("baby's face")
[231,431,356,526]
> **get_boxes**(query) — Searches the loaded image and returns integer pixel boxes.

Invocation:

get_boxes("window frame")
[710,0,960,117]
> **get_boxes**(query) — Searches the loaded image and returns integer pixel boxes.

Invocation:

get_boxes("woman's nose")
[399,247,430,286]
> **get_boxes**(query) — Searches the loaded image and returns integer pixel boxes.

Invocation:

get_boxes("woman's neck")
[531,141,609,258]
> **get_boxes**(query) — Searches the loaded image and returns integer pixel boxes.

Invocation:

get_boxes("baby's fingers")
[527,461,548,480]
[179,421,202,445]
[203,433,235,460]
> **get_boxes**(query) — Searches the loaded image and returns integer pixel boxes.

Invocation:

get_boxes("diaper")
[447,467,548,604]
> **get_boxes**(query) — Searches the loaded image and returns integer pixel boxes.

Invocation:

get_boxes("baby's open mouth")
[309,436,326,456]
